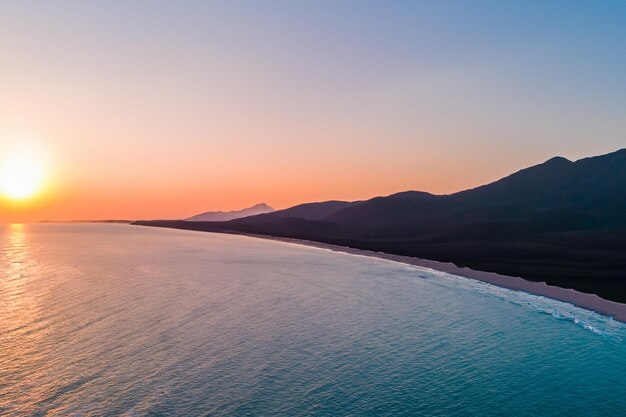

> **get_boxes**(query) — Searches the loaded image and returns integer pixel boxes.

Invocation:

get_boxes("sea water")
[1,224,625,416]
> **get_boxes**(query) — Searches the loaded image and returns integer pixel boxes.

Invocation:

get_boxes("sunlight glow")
[0,145,46,201]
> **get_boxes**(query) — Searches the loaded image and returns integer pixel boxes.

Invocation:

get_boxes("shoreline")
[229,232,626,323]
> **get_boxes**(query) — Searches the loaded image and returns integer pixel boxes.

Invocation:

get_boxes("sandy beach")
[232,232,626,323]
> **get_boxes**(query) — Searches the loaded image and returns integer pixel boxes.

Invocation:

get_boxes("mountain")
[135,149,626,303]
[233,200,361,223]
[186,203,274,222]
[324,150,626,235]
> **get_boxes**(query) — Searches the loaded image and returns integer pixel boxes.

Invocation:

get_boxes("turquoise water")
[1,224,625,416]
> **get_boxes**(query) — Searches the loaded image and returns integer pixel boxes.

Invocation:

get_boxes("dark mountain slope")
[232,200,361,224]
[324,149,626,236]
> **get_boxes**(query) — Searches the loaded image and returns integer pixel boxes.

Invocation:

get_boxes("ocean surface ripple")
[1,224,625,416]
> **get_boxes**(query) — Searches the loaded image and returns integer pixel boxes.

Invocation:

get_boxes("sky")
[1,1,625,222]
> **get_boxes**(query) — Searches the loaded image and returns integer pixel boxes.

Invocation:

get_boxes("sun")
[0,147,46,201]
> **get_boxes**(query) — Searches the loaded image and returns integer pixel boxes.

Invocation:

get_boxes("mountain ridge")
[135,148,626,303]
[186,203,274,222]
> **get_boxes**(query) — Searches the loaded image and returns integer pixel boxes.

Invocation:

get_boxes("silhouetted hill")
[322,150,626,237]
[186,203,274,221]
[228,200,362,225]
[135,149,626,303]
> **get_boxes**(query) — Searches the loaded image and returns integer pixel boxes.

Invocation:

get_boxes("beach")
[234,232,626,323]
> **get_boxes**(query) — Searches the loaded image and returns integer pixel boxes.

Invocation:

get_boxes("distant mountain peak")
[186,203,275,222]
[544,156,571,165]
[387,190,437,199]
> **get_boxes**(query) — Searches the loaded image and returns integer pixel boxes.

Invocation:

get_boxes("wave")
[409,266,626,340]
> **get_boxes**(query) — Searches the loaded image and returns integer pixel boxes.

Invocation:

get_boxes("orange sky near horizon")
[0,136,522,223]
[0,138,614,223]
[1,2,625,223]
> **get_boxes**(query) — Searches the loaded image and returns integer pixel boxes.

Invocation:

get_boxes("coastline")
[228,232,626,323]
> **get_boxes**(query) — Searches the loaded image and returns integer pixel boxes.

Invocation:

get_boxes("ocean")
[1,223,625,416]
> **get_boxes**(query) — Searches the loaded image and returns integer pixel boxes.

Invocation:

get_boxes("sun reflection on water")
[1,223,29,287]
[0,223,54,413]
[0,223,37,325]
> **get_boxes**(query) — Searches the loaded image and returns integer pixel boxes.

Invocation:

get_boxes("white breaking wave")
[415,266,626,339]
